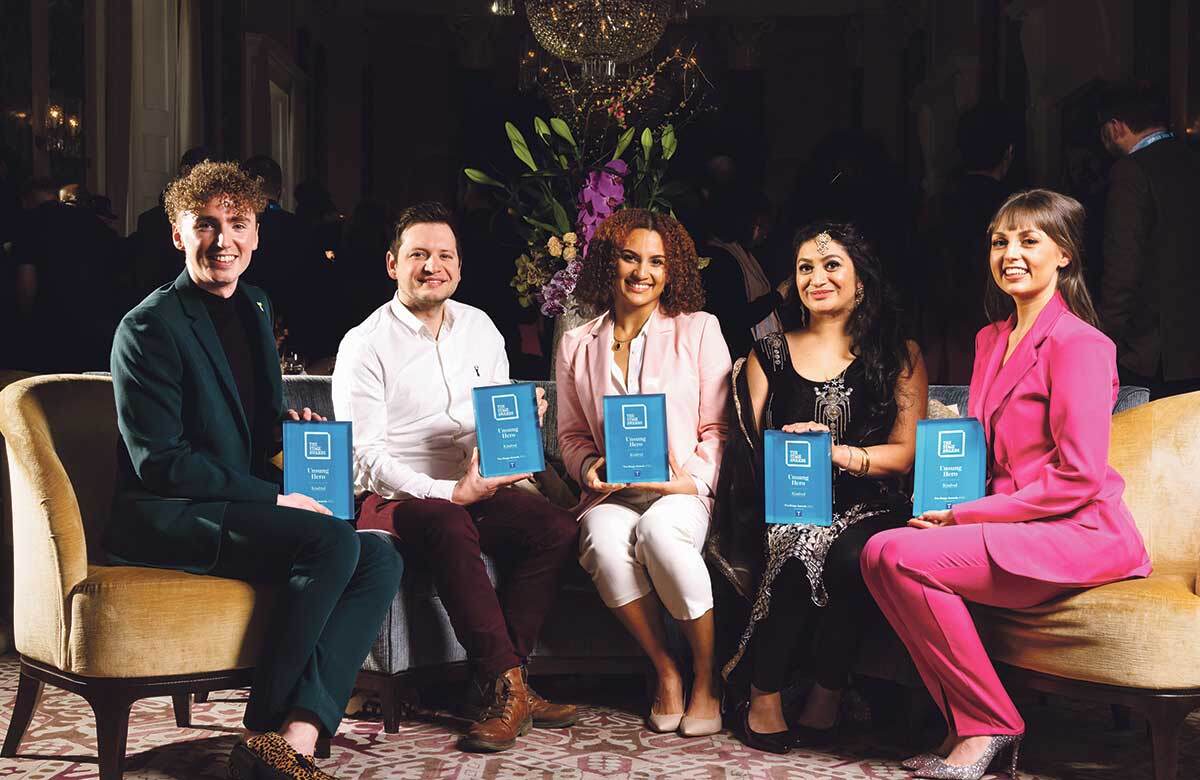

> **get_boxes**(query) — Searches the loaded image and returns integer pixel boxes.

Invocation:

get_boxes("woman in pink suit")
[861,189,1151,779]
[557,209,731,737]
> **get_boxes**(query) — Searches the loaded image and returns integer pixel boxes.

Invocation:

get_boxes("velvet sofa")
[3,373,1195,780]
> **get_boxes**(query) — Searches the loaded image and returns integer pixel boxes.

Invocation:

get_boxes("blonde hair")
[983,189,1100,327]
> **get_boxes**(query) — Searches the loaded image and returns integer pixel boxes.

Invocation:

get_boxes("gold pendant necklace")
[612,335,636,352]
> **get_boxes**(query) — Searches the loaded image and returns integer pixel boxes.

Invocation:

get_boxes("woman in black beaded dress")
[707,221,927,754]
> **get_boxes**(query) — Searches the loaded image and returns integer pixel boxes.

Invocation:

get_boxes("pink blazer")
[955,292,1151,586]
[556,307,732,517]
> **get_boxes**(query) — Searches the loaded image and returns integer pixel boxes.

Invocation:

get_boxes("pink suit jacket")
[954,292,1151,586]
[556,307,732,518]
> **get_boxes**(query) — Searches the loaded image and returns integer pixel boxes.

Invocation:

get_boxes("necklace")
[612,312,652,351]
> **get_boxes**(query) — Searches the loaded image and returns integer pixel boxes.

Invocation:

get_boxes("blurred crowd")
[1,82,1196,398]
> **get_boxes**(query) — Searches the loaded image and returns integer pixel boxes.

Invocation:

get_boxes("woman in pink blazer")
[557,208,731,737]
[861,190,1151,779]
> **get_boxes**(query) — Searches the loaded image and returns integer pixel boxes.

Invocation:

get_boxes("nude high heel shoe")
[646,711,684,733]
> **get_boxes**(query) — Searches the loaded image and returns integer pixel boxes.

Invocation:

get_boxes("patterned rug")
[1,653,1196,779]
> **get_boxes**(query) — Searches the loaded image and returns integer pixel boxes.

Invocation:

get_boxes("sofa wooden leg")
[381,679,401,734]
[314,735,331,759]
[1143,697,1199,780]
[1,668,44,757]
[1110,703,1132,731]
[194,690,209,703]
[89,696,134,780]
[171,694,191,728]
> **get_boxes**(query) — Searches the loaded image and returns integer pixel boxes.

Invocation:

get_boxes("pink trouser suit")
[861,293,1151,736]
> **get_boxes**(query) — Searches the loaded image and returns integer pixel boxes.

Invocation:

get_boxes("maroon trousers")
[357,488,578,678]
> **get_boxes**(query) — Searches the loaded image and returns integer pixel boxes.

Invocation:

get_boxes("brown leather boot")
[522,666,578,728]
[458,667,532,752]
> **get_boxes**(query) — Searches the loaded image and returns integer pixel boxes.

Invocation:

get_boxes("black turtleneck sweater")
[199,290,262,442]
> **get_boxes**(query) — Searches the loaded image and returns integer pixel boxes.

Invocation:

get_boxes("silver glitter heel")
[913,733,1022,779]
[900,752,942,771]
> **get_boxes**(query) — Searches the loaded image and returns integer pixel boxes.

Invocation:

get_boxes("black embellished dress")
[708,332,912,693]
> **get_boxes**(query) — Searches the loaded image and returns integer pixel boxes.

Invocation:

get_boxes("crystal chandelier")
[525,0,673,80]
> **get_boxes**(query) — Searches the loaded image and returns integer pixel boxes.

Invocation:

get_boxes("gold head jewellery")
[814,231,832,254]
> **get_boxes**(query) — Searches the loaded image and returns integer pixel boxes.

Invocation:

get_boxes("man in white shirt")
[332,202,578,753]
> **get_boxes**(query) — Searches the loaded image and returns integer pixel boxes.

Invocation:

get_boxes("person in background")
[862,190,1150,780]
[557,208,731,738]
[241,155,337,366]
[921,102,1019,385]
[10,176,121,372]
[129,146,211,294]
[701,187,788,360]
[1098,82,1200,399]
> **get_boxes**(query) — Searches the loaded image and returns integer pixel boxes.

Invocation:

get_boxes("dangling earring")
[854,284,865,307]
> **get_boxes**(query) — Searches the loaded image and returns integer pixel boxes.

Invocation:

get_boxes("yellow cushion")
[977,574,1200,690]
[63,565,276,678]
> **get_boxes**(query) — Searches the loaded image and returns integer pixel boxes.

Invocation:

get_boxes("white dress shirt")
[332,295,508,501]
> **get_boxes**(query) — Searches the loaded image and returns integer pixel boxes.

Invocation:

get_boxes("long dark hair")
[983,189,1100,327]
[787,221,915,417]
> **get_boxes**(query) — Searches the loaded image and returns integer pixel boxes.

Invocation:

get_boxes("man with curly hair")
[108,161,402,780]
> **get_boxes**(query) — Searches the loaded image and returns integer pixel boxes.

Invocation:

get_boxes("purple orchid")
[537,160,629,316]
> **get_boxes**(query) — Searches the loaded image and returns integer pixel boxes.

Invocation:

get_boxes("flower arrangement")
[466,118,684,316]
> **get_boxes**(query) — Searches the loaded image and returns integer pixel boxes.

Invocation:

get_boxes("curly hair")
[787,221,915,419]
[163,160,267,226]
[573,208,705,317]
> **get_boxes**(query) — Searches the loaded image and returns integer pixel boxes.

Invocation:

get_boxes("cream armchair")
[0,375,283,779]
[976,390,1200,780]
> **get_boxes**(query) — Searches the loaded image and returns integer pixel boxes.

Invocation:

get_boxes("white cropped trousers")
[578,494,713,621]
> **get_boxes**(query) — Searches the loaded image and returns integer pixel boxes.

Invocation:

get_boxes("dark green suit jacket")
[108,270,284,573]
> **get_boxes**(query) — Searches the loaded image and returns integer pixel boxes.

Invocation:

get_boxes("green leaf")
[661,125,677,160]
[557,154,569,169]
[612,127,636,160]
[640,128,653,161]
[533,116,552,144]
[550,199,572,234]
[463,168,505,188]
[521,215,561,235]
[549,117,577,148]
[505,121,538,172]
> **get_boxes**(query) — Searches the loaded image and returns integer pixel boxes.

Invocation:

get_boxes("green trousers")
[210,503,403,735]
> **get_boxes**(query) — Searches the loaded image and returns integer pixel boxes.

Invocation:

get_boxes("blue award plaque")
[912,418,986,515]
[472,383,546,478]
[764,429,834,526]
[282,421,353,520]
[603,393,669,484]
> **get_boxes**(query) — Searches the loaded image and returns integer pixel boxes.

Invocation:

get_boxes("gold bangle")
[853,446,870,477]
